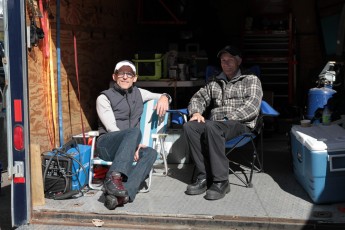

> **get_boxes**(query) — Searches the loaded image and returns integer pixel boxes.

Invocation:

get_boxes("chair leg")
[227,137,263,188]
[139,168,153,193]
[159,136,168,176]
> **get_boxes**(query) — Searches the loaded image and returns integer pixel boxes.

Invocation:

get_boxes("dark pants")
[96,128,157,201]
[183,120,250,182]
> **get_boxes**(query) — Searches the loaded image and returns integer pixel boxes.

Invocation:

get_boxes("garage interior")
[25,0,344,152]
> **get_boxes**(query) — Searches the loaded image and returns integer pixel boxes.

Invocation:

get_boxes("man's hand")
[134,144,147,162]
[190,112,205,123]
[155,95,169,117]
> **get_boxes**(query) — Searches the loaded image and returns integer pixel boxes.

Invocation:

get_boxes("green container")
[133,53,162,80]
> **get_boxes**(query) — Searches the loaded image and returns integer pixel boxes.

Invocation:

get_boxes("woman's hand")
[134,144,147,161]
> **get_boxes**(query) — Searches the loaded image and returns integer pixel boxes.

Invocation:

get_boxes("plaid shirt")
[188,70,263,129]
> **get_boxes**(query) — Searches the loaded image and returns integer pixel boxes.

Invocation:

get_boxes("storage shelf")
[242,13,295,107]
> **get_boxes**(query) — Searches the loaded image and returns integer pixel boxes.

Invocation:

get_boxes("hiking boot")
[104,194,118,210]
[103,171,128,197]
[104,194,129,210]
[117,196,129,206]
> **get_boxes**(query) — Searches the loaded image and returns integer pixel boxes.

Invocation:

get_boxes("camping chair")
[86,99,169,193]
[225,100,279,188]
[173,100,279,188]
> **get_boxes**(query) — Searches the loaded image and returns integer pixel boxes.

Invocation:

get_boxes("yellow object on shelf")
[133,53,163,80]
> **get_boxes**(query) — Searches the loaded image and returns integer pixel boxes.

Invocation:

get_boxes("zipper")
[125,92,131,128]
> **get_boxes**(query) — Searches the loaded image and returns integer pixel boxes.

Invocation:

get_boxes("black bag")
[30,20,44,47]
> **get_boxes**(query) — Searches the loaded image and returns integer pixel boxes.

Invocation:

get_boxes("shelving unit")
[241,13,296,108]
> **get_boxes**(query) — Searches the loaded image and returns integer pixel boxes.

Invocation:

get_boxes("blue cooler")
[291,124,345,204]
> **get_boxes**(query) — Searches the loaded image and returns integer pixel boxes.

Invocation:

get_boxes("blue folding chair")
[171,100,279,188]
[225,100,279,187]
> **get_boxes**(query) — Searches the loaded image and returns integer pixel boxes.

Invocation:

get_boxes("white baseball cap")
[114,60,136,74]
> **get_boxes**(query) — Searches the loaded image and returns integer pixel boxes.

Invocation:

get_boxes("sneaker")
[185,178,207,195]
[103,171,128,197]
[204,180,230,200]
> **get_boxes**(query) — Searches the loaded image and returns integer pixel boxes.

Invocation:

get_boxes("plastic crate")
[133,53,162,80]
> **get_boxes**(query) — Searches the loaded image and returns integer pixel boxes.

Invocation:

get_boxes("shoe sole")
[204,185,230,200]
[185,187,207,195]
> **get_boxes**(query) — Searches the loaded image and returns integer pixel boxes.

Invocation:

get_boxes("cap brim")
[114,60,136,74]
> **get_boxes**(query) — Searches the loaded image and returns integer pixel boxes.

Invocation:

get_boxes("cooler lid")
[291,124,345,151]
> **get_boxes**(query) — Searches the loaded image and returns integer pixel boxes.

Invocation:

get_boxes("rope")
[38,0,55,149]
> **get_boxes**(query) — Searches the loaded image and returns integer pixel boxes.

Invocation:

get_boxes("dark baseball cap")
[217,45,242,58]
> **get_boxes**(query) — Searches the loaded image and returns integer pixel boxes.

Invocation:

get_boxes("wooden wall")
[28,0,138,151]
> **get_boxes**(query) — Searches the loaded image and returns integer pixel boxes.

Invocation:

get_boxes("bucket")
[306,87,336,119]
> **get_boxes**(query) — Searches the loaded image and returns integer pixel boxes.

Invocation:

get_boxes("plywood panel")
[28,0,138,152]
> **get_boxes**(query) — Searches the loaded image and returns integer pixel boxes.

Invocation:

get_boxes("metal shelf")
[242,13,295,107]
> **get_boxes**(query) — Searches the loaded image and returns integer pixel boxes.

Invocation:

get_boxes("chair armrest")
[88,131,99,137]
[167,108,189,124]
[261,100,279,117]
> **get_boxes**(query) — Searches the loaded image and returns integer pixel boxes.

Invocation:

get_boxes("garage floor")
[27,131,345,229]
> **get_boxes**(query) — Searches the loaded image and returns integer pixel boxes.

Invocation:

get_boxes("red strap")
[73,31,86,145]
[38,0,49,58]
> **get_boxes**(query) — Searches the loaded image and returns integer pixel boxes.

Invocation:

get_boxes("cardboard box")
[291,124,345,204]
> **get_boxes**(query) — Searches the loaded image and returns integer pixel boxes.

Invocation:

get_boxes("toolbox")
[291,124,345,204]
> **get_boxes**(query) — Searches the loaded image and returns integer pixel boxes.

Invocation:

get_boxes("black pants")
[183,120,250,182]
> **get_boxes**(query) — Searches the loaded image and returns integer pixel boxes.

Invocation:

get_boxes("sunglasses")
[117,71,135,78]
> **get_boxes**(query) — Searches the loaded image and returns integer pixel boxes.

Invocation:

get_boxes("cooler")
[291,124,345,204]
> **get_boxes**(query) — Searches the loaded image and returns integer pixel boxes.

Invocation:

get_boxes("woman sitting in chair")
[96,60,171,209]
[184,45,263,200]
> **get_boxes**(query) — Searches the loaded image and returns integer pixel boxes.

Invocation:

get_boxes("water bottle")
[322,105,331,125]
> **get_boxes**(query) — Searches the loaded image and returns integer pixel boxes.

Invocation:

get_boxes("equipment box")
[133,53,163,80]
[291,124,345,204]
[42,143,91,195]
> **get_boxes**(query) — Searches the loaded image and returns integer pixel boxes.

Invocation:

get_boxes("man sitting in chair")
[96,60,171,209]
[184,45,263,200]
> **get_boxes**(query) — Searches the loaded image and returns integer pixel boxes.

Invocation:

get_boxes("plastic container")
[133,53,163,80]
[300,119,311,127]
[322,105,331,125]
[306,87,336,120]
[291,124,345,204]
